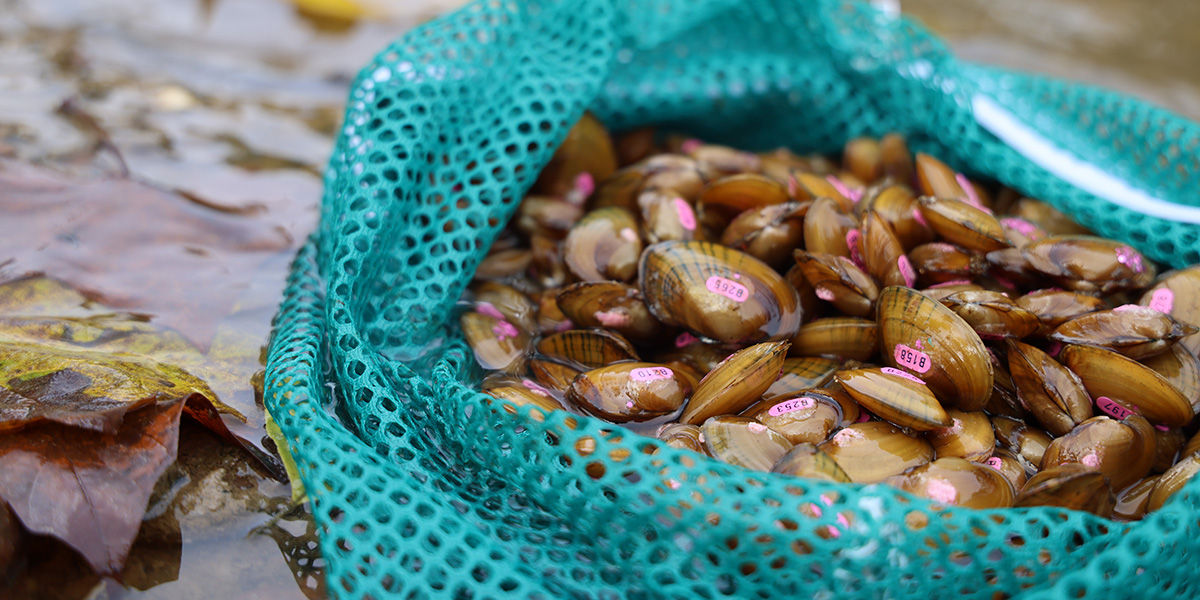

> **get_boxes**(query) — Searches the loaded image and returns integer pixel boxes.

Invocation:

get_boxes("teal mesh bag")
[265,0,1200,597]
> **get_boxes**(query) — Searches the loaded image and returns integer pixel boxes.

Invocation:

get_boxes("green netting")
[264,1,1200,598]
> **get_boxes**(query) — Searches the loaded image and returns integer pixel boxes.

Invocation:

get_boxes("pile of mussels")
[460,115,1200,520]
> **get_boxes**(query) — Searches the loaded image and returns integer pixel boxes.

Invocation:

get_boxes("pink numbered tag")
[521,379,553,397]
[955,172,990,214]
[893,343,932,373]
[1080,453,1100,468]
[826,176,859,203]
[897,255,916,287]
[911,205,929,227]
[846,229,864,268]
[1112,304,1144,313]
[680,138,703,154]
[476,301,505,320]
[747,422,768,433]
[573,172,595,198]
[705,275,749,302]
[1149,288,1174,314]
[674,332,700,348]
[1115,246,1145,273]
[926,478,958,504]
[768,396,816,417]
[984,457,1004,470]
[673,197,696,230]
[815,287,836,301]
[1096,396,1134,420]
[492,320,520,341]
[593,309,631,327]
[1000,217,1040,239]
[630,366,673,382]
[882,367,925,385]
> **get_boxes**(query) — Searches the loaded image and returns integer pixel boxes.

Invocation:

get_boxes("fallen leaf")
[0,277,283,476]
[0,399,186,575]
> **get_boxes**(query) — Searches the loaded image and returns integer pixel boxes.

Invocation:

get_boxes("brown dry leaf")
[0,399,186,575]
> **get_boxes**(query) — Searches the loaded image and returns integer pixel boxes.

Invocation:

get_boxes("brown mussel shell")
[535,329,639,370]
[533,112,617,197]
[858,211,913,288]
[1014,464,1116,517]
[877,286,994,411]
[701,416,793,472]
[886,457,1015,509]
[907,242,985,285]
[771,443,852,482]
[556,282,663,342]
[679,341,789,425]
[462,311,530,373]
[795,251,879,318]
[743,392,842,445]
[1022,235,1156,293]
[482,378,568,423]
[470,281,539,336]
[803,197,859,257]
[939,290,1041,339]
[1138,266,1200,357]
[567,362,690,423]
[1006,339,1093,436]
[656,423,705,453]
[1143,344,1200,413]
[926,409,996,462]
[639,189,700,244]
[760,357,840,402]
[992,416,1053,468]
[697,173,788,231]
[836,367,951,431]
[1113,476,1160,521]
[640,241,802,344]
[720,202,809,268]
[1040,415,1154,491]
[1015,289,1104,335]
[789,317,879,361]
[916,196,1010,253]
[1147,453,1200,512]
[818,421,934,484]
[1050,306,1196,359]
[1061,344,1194,427]
[563,206,642,282]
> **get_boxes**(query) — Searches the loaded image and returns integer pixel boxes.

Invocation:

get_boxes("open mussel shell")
[818,421,934,484]
[1143,344,1200,413]
[1050,306,1196,360]
[720,202,808,268]
[1147,452,1200,512]
[701,416,793,472]
[926,409,995,462]
[556,282,663,342]
[1015,289,1104,335]
[1015,464,1116,517]
[461,311,531,373]
[992,415,1053,468]
[939,290,1040,340]
[794,251,879,318]
[877,286,994,411]
[761,357,839,402]
[656,423,705,453]
[640,241,802,344]
[836,367,951,431]
[1061,344,1194,427]
[1006,339,1092,436]
[886,457,1015,509]
[916,196,1010,253]
[1114,476,1160,521]
[1021,235,1156,293]
[1040,415,1155,491]
[566,362,690,423]
[1138,266,1200,357]
[533,112,617,197]
[743,392,842,444]
[803,196,860,257]
[563,206,642,282]
[790,317,878,361]
[771,443,851,482]
[908,242,986,285]
[679,341,789,425]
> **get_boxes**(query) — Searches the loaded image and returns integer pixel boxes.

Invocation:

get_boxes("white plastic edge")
[971,93,1200,224]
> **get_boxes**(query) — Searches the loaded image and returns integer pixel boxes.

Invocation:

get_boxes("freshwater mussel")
[460,117,1200,521]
